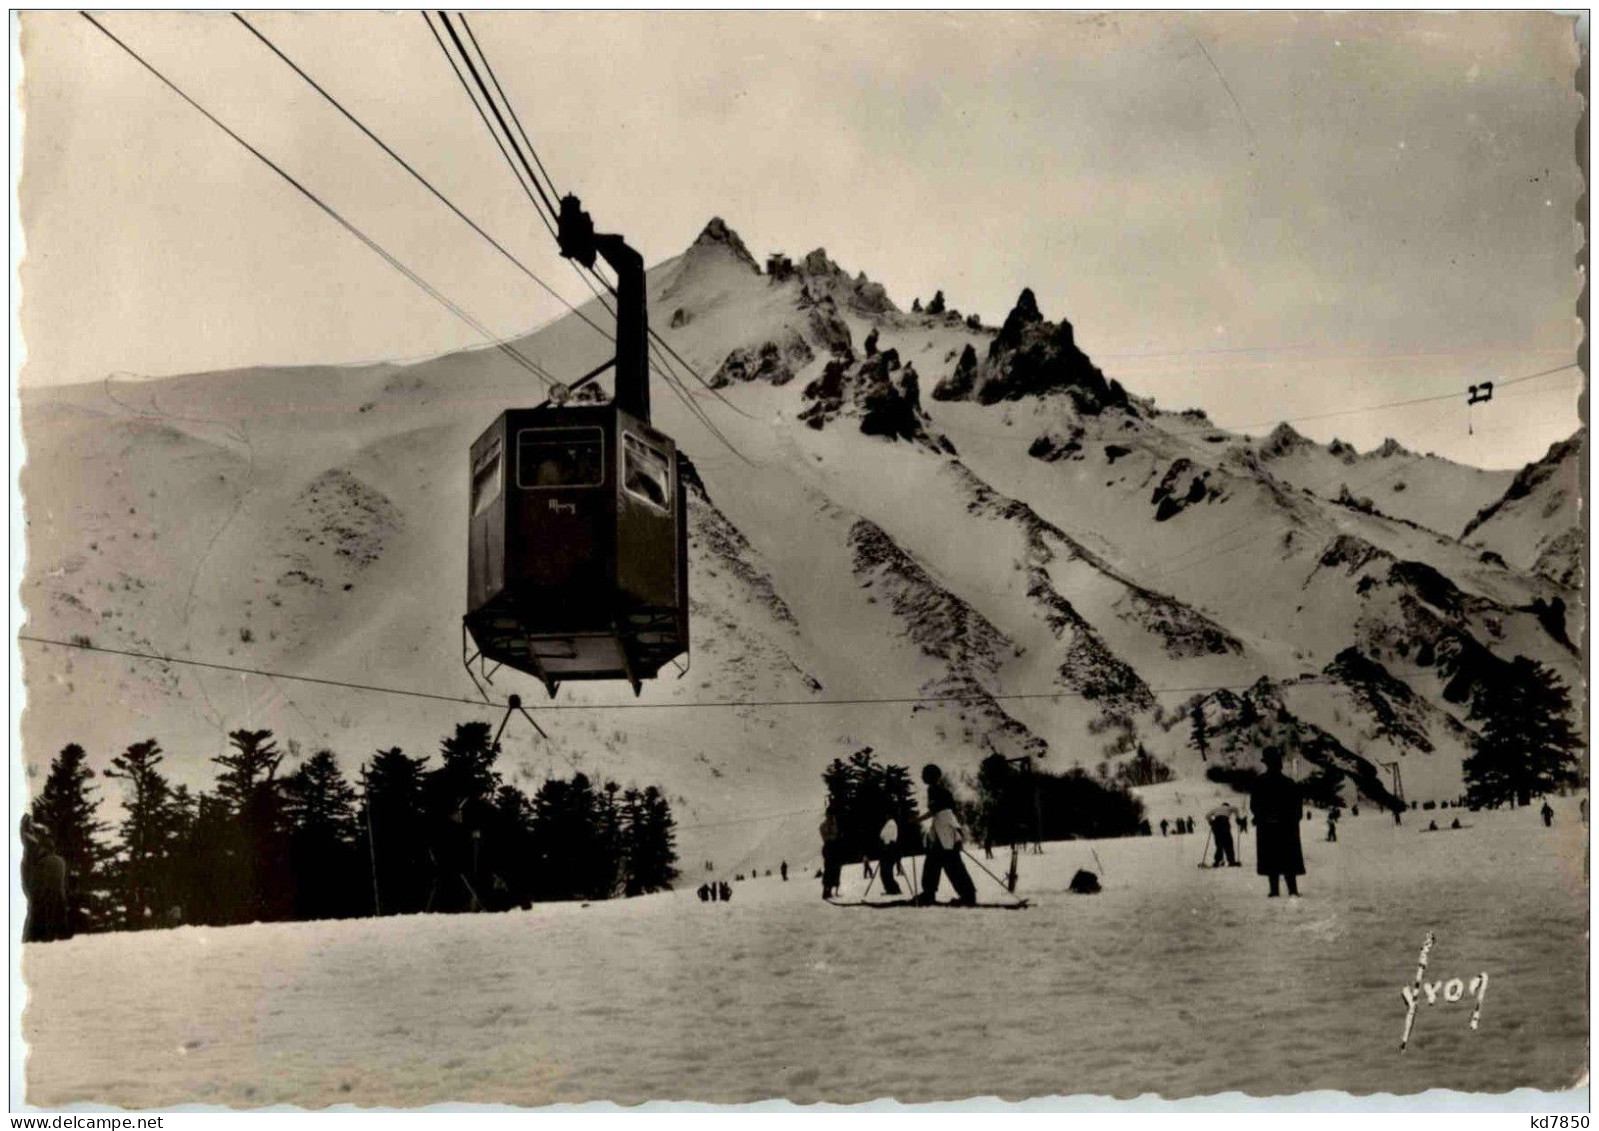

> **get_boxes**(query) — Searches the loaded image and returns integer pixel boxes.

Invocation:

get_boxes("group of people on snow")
[821,763,978,906]
[696,880,732,902]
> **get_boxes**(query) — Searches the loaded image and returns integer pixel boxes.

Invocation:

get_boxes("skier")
[781,860,789,882]
[916,764,977,906]
[1206,804,1239,867]
[820,804,843,900]
[1541,800,1555,827]
[697,883,710,902]
[1250,748,1305,898]
[719,881,732,902]
[1326,810,1338,842]
[1160,818,1170,837]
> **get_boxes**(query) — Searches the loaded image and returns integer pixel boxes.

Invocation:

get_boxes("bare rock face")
[1257,422,1314,460]
[710,330,815,389]
[1150,459,1217,522]
[792,248,899,315]
[932,288,1129,412]
[799,352,953,453]
[806,298,854,359]
[932,344,979,402]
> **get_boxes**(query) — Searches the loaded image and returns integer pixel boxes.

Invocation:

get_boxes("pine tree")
[426,723,504,911]
[622,786,679,895]
[530,773,604,902]
[1465,657,1583,809]
[483,783,538,909]
[360,747,432,915]
[30,743,112,934]
[212,729,292,922]
[283,750,362,921]
[926,289,946,315]
[104,739,173,929]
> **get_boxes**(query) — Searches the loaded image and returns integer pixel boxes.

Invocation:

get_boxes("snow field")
[23,797,1586,1107]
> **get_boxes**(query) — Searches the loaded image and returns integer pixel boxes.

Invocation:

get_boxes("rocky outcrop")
[931,289,1130,412]
[799,352,953,452]
[710,331,814,389]
[1150,459,1218,522]
[788,248,898,314]
[1256,422,1315,460]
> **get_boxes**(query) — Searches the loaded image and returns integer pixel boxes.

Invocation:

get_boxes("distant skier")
[1250,748,1304,898]
[697,884,710,902]
[1541,800,1555,827]
[1393,808,1403,826]
[1160,818,1170,837]
[719,881,732,902]
[916,764,977,906]
[1325,811,1338,843]
[1206,804,1239,867]
[820,805,843,900]
[781,861,789,882]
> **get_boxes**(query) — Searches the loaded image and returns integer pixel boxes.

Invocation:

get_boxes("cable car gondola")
[464,196,688,698]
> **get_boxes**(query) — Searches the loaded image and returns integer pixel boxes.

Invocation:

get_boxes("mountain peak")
[688,217,759,272]
[1258,422,1312,458]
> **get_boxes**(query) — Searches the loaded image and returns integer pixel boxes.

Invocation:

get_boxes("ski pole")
[1198,828,1212,867]
[960,846,1025,903]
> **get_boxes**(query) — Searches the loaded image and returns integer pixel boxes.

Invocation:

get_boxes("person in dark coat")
[780,861,789,882]
[1160,818,1169,837]
[1250,748,1304,898]
[1541,800,1555,827]
[21,816,70,943]
[917,764,977,906]
[820,805,843,900]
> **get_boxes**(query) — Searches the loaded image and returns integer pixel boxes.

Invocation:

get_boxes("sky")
[14,10,1586,467]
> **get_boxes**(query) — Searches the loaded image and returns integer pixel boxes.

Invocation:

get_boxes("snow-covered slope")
[1461,430,1585,588]
[19,219,1585,869]
[22,797,1589,1105]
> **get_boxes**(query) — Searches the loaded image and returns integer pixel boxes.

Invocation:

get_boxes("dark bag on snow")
[1069,869,1100,895]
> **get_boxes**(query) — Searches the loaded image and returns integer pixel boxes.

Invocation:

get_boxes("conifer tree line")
[969,754,1147,844]
[25,722,679,938]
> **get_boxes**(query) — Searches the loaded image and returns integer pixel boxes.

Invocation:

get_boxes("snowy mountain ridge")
[19,217,1584,871]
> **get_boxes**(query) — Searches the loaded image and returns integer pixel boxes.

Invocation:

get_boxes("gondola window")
[623,434,671,512]
[471,440,502,515]
[517,427,604,489]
